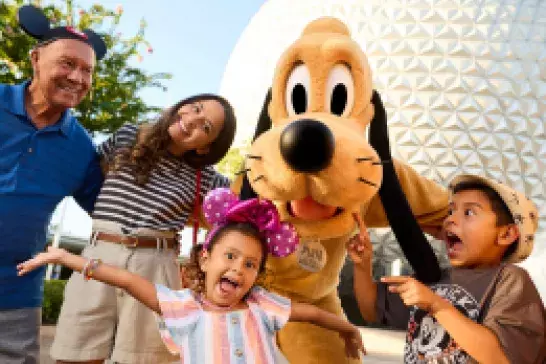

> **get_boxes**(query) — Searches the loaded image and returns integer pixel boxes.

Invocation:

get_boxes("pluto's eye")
[326,64,355,117]
[285,63,311,116]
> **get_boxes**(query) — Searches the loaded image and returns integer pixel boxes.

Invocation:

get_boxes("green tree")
[0,0,171,134]
[216,144,248,180]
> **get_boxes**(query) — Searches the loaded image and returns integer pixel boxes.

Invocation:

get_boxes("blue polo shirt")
[0,81,104,309]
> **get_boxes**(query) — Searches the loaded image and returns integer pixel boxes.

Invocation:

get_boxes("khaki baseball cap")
[449,174,539,263]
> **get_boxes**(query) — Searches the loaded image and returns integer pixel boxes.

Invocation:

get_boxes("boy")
[348,174,545,363]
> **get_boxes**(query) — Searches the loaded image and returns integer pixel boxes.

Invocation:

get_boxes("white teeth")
[60,86,77,93]
[222,277,240,287]
[179,121,189,134]
[446,231,460,241]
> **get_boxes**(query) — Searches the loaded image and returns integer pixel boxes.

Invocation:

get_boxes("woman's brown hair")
[111,94,236,184]
[183,222,269,294]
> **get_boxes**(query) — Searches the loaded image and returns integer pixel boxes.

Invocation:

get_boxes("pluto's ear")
[240,89,272,201]
[252,88,273,142]
[368,90,441,284]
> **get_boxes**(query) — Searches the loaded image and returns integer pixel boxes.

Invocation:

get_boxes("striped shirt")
[156,285,291,364]
[93,123,229,232]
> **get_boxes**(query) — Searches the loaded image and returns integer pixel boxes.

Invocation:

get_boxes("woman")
[50,94,236,364]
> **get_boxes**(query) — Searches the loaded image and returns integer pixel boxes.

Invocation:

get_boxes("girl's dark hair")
[112,94,236,185]
[183,222,269,294]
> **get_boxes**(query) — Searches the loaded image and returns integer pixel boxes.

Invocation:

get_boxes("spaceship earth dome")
[219,0,546,299]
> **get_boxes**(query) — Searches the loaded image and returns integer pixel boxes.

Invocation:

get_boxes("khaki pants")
[51,221,181,363]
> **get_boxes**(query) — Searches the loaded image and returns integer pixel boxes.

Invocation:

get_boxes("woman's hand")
[339,327,366,359]
[17,246,67,276]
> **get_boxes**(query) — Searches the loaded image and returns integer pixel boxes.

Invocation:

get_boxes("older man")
[0,5,107,363]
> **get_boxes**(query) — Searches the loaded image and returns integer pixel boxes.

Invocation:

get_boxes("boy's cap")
[449,174,539,263]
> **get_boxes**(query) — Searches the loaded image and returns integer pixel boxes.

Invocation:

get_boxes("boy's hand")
[346,212,373,267]
[381,276,448,313]
[339,327,367,359]
[17,246,66,276]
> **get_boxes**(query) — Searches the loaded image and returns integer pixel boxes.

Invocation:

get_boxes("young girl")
[19,188,366,363]
[49,95,236,363]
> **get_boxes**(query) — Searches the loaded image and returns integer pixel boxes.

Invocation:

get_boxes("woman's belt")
[94,232,178,249]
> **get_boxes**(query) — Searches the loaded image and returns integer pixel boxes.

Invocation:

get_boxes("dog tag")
[296,238,327,272]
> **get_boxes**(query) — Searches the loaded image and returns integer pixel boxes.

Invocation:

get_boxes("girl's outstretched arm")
[17,247,161,314]
[290,302,366,359]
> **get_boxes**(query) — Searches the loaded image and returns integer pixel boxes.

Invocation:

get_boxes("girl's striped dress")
[156,285,291,364]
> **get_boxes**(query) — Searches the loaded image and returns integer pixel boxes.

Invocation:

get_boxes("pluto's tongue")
[220,280,236,294]
[289,196,337,221]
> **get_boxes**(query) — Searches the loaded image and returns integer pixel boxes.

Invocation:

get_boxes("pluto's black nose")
[280,119,335,173]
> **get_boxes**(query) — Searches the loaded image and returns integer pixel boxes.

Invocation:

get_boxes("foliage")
[42,279,67,324]
[216,144,248,180]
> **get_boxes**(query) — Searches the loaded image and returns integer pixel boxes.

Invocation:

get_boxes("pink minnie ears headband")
[202,188,299,258]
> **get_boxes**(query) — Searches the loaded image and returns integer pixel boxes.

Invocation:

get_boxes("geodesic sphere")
[219,0,546,288]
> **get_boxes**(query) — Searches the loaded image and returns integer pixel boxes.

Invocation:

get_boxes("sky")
[78,0,267,107]
[48,0,266,249]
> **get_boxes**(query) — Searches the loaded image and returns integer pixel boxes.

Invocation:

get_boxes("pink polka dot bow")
[202,188,299,257]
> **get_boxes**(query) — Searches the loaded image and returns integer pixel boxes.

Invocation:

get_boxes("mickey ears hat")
[18,5,107,60]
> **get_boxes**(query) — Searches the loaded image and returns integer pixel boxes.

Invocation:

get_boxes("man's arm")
[73,152,103,214]
[73,123,140,213]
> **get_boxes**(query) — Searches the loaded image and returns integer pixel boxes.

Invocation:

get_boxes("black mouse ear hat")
[17,5,107,60]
